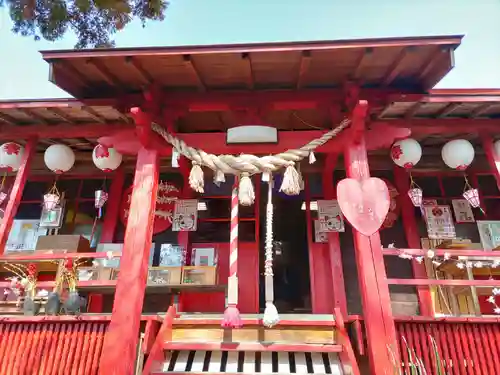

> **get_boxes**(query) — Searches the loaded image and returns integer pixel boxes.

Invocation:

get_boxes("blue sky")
[0,0,499,100]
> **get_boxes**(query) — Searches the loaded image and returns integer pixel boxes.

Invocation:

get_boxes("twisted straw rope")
[151,118,350,175]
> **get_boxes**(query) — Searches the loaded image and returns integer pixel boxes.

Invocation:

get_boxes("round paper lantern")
[441,139,475,170]
[0,142,24,172]
[44,144,75,174]
[390,138,422,168]
[92,145,122,172]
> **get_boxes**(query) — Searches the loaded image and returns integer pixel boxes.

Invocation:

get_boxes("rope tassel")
[238,172,255,206]
[263,177,279,328]
[279,164,301,196]
[189,162,204,193]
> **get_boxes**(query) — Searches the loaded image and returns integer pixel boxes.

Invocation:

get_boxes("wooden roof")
[41,35,462,99]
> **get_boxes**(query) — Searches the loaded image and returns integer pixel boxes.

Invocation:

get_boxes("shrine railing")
[383,248,500,317]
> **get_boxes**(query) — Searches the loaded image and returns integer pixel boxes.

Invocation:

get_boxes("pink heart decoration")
[336,177,390,236]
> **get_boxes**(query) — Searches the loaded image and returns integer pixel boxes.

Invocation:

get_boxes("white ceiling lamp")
[226,125,278,144]
[301,201,318,211]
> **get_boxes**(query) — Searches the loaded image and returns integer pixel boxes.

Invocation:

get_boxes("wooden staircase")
[142,308,360,375]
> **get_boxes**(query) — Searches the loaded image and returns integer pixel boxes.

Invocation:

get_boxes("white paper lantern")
[92,145,122,172]
[494,139,500,158]
[0,142,24,172]
[390,138,422,168]
[44,144,75,174]
[441,139,475,170]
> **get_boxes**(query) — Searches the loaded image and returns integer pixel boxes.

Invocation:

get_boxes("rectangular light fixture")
[226,126,278,144]
[197,202,207,211]
[301,201,318,211]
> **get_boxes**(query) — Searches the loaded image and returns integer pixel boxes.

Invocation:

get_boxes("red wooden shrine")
[0,35,500,375]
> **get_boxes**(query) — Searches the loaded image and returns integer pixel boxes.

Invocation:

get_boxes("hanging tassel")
[238,172,255,206]
[280,164,301,196]
[189,162,204,193]
[222,303,242,328]
[263,301,280,327]
[309,151,316,164]
[213,170,225,187]
[261,171,270,182]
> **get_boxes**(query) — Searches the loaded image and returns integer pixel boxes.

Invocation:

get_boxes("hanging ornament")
[0,142,24,172]
[92,145,123,172]
[44,145,75,174]
[95,190,108,218]
[441,139,475,170]
[407,174,423,207]
[462,175,483,213]
[43,182,60,211]
[390,138,422,168]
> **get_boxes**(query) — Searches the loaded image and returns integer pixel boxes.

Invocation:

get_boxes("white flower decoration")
[426,250,435,259]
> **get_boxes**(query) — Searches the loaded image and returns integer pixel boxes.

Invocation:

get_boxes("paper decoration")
[477,221,500,250]
[172,199,198,232]
[317,200,345,233]
[314,220,328,243]
[382,179,400,228]
[337,178,390,236]
[422,199,438,207]
[120,181,180,234]
[92,145,122,171]
[44,144,75,173]
[390,138,422,168]
[452,199,475,223]
[5,220,47,252]
[441,139,475,170]
[423,205,456,240]
[0,142,24,172]
[159,244,185,266]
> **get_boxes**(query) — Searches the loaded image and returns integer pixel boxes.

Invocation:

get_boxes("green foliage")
[0,0,169,48]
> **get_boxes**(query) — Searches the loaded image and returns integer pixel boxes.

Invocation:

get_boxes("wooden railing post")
[393,166,434,316]
[99,146,160,375]
[0,137,37,254]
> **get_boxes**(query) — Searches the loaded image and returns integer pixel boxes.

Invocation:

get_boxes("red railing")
[395,319,500,375]
[0,320,108,375]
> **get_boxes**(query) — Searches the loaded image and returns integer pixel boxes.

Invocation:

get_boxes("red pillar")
[322,154,348,317]
[393,167,433,316]
[100,166,125,243]
[98,147,159,375]
[344,102,397,374]
[0,138,37,254]
[482,135,500,191]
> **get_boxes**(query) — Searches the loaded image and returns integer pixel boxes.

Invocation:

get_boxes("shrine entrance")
[258,181,311,313]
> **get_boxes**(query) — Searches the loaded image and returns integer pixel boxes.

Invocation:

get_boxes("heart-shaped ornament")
[336,177,390,236]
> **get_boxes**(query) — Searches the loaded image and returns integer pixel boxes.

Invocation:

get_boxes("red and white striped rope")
[228,184,239,305]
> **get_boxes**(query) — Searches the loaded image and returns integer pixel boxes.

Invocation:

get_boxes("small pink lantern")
[463,188,480,208]
[0,142,24,172]
[92,145,122,172]
[408,187,423,207]
[43,193,60,211]
[95,190,108,218]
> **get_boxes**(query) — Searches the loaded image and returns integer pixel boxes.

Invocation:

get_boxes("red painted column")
[0,137,37,254]
[100,166,125,243]
[344,102,397,374]
[393,167,433,316]
[482,135,500,191]
[98,147,159,375]
[322,154,348,317]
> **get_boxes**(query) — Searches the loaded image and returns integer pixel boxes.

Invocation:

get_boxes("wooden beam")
[19,108,49,124]
[393,167,433,316]
[183,55,206,91]
[49,108,76,124]
[0,113,16,125]
[381,47,409,86]
[98,147,159,375]
[0,123,133,140]
[87,58,124,88]
[322,153,348,317]
[352,48,372,79]
[241,53,254,90]
[0,138,37,254]
[125,56,153,84]
[435,102,461,118]
[297,51,312,89]
[404,102,423,119]
[344,101,397,375]
[470,103,493,118]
